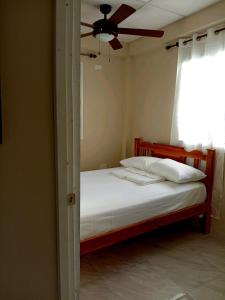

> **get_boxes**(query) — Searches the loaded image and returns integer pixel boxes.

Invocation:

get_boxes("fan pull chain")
[98,39,101,56]
[108,44,111,63]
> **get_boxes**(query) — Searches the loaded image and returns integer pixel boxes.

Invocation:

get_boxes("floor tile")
[81,223,225,300]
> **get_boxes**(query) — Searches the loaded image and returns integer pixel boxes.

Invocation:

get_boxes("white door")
[56,0,80,299]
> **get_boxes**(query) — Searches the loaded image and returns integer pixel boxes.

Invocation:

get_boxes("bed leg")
[203,212,211,234]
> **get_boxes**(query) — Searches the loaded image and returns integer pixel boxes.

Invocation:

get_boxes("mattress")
[80,167,206,241]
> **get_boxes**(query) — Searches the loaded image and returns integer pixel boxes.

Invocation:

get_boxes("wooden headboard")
[134,138,215,202]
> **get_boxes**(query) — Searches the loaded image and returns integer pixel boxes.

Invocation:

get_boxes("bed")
[80,138,215,255]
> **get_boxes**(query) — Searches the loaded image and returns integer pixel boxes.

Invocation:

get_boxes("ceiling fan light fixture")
[95,33,115,42]
[81,3,165,50]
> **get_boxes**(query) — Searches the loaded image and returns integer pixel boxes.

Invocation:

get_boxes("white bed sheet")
[80,167,206,241]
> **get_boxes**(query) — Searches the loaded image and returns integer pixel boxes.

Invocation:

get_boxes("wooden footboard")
[81,138,215,255]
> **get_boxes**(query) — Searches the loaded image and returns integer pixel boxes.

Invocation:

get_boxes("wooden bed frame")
[81,138,215,255]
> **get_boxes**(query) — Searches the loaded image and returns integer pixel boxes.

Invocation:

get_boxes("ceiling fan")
[81,4,164,50]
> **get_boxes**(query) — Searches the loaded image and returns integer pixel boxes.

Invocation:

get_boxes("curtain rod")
[80,53,97,58]
[166,26,225,50]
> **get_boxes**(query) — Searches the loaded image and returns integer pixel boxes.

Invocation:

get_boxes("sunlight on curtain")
[171,28,225,218]
[178,52,225,147]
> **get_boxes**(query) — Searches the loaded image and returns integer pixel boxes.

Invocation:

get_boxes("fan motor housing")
[100,4,112,15]
[93,19,118,38]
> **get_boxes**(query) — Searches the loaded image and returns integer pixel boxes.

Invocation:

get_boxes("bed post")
[134,138,142,156]
[203,149,215,234]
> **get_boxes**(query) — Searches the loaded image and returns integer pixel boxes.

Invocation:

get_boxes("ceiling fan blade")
[109,4,136,25]
[80,32,93,38]
[81,22,93,28]
[118,28,164,38]
[109,38,123,50]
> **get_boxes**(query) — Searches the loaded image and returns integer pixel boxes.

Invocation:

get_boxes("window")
[177,51,225,147]
[171,28,225,218]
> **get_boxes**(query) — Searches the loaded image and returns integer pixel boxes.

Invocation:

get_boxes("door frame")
[55,0,80,299]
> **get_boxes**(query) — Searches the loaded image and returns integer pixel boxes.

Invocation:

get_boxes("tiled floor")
[80,222,225,300]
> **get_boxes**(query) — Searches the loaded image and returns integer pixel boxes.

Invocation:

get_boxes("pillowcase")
[120,156,161,171]
[149,158,206,183]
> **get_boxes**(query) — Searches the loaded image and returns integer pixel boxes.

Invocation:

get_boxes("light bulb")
[95,33,115,42]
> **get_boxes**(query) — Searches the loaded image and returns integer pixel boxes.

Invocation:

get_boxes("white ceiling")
[81,0,221,42]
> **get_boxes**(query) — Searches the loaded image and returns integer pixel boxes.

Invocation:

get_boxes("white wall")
[80,54,126,171]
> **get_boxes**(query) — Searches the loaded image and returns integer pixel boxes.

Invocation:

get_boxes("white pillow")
[120,156,161,171]
[149,159,206,183]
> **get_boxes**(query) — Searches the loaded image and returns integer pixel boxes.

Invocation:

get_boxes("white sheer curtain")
[171,27,225,218]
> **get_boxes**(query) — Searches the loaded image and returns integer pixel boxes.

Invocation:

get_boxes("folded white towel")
[110,167,165,186]
[126,167,166,179]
